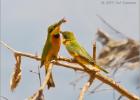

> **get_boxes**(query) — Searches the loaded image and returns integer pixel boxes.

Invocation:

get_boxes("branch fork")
[1,41,140,100]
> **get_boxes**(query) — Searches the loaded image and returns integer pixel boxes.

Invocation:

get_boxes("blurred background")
[1,0,139,100]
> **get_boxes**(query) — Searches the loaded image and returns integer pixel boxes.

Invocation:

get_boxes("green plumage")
[40,18,66,89]
[61,31,108,73]
[40,31,52,67]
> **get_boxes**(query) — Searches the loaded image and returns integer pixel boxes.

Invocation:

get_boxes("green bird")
[40,18,66,89]
[61,31,108,73]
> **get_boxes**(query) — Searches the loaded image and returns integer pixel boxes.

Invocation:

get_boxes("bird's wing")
[80,46,94,62]
[67,41,93,63]
[67,41,108,73]
[40,36,52,67]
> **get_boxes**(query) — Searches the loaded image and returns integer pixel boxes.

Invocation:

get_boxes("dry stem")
[79,74,96,100]
[1,41,140,100]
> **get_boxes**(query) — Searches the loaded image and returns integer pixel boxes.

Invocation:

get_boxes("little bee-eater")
[61,31,108,73]
[40,18,66,89]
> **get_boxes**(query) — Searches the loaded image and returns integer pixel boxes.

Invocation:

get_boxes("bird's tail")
[94,64,108,73]
[45,63,55,89]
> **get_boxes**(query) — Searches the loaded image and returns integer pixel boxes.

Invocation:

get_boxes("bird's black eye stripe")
[49,28,53,33]
[64,34,68,39]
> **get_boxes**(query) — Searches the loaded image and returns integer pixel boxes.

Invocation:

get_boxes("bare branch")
[0,96,9,100]
[93,41,96,62]
[29,66,42,87]
[89,82,104,94]
[97,15,128,38]
[40,63,53,90]
[79,74,96,100]
[38,66,42,87]
[95,73,139,100]
[70,74,87,89]
[1,41,140,100]
[117,95,123,100]
[28,89,44,100]
[1,41,41,60]
[28,64,53,100]
[1,41,16,52]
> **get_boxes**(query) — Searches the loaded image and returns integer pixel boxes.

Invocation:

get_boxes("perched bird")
[61,31,108,73]
[40,18,66,89]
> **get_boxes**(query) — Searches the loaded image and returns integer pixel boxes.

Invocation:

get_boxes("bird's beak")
[52,18,67,33]
[60,31,63,34]
[54,18,67,32]
[60,31,65,36]
[57,18,67,27]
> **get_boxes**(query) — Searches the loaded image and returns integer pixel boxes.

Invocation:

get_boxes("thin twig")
[89,88,113,94]
[117,95,123,100]
[89,82,104,94]
[40,63,53,90]
[70,74,87,89]
[95,73,139,100]
[97,15,128,39]
[38,66,42,87]
[52,61,84,71]
[93,41,96,62]
[29,66,42,87]
[29,70,39,75]
[0,96,8,100]
[1,41,16,52]
[1,41,41,60]
[113,89,116,100]
[79,74,96,100]
[28,64,52,100]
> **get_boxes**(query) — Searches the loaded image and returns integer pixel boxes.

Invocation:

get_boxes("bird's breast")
[51,34,61,53]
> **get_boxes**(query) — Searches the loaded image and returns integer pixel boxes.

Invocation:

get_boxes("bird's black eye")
[63,34,68,39]
[53,34,60,38]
